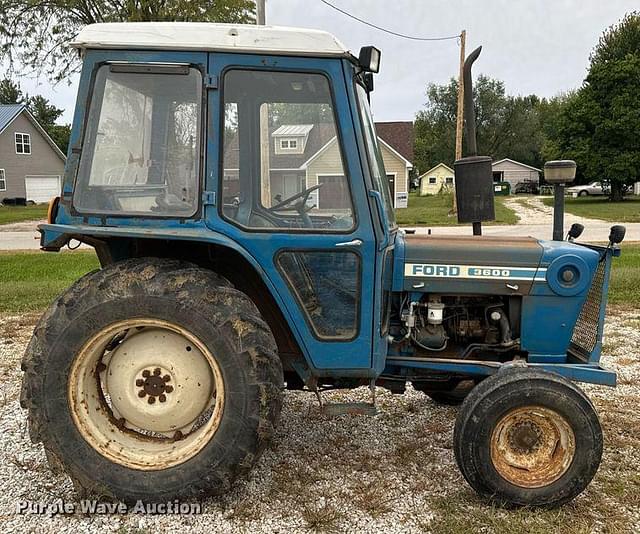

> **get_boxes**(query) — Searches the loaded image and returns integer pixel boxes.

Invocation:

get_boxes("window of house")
[15,133,31,154]
[0,169,6,191]
[446,176,454,184]
[279,138,298,150]
[428,177,437,184]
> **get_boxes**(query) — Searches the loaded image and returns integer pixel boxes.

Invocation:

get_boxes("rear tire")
[21,257,283,503]
[454,367,602,507]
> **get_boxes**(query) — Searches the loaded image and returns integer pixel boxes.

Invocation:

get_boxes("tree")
[0,77,25,104]
[0,0,256,83]
[414,75,544,174]
[549,12,640,201]
[28,95,63,126]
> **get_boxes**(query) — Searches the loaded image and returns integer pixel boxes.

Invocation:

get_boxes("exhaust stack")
[544,160,576,241]
[454,46,495,236]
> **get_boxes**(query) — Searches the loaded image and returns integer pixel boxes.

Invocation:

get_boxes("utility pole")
[256,0,271,205]
[257,0,266,25]
[452,30,466,214]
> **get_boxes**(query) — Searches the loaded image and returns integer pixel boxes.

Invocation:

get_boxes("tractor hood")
[400,234,545,295]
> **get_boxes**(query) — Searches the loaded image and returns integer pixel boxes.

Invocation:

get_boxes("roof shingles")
[374,121,414,163]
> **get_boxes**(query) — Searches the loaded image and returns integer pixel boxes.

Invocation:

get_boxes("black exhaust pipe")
[454,45,495,236]
[463,46,482,158]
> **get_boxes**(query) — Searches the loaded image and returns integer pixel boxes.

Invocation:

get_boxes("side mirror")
[567,223,584,241]
[609,225,626,245]
[544,160,576,184]
[363,72,374,93]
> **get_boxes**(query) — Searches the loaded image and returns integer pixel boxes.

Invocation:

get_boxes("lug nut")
[165,385,174,393]
[159,394,166,403]
[148,396,156,405]
[138,390,146,398]
[163,374,171,382]
[154,368,161,375]
[135,378,144,387]
[142,370,150,378]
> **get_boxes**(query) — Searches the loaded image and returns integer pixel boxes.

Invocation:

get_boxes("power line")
[318,0,460,42]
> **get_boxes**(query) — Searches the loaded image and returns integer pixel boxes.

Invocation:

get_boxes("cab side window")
[74,64,202,216]
[221,70,354,231]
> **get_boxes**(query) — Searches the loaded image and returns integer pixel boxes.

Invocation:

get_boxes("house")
[223,120,414,210]
[492,158,540,190]
[419,163,455,195]
[0,104,66,203]
[374,121,414,208]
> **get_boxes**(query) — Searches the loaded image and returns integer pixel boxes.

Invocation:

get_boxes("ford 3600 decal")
[405,263,546,281]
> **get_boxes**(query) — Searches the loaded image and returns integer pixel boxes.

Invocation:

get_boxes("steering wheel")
[267,184,323,228]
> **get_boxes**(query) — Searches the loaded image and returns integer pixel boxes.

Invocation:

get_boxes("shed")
[419,163,455,196]
[492,158,541,190]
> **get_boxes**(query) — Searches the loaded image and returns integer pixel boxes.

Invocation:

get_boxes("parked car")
[514,181,540,194]
[565,181,605,196]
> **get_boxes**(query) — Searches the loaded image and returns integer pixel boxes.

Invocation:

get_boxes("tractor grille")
[570,259,606,357]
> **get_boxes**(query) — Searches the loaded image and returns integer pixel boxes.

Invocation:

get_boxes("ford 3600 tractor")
[22,22,625,507]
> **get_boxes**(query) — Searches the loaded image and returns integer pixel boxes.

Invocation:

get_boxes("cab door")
[205,53,379,372]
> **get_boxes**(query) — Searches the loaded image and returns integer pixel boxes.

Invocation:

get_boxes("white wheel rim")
[68,319,225,470]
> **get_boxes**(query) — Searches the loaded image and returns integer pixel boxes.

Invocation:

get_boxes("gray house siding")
[0,112,65,202]
[492,159,540,190]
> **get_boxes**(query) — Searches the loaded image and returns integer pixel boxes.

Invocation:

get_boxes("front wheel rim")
[68,319,225,470]
[490,406,576,488]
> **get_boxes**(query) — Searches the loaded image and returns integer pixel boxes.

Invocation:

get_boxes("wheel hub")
[136,367,173,404]
[508,420,544,454]
[105,328,214,433]
[490,406,576,488]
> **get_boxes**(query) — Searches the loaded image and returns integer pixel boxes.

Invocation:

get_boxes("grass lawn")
[1,245,637,314]
[0,250,99,313]
[542,196,640,223]
[609,243,640,306]
[395,192,518,226]
[0,204,48,226]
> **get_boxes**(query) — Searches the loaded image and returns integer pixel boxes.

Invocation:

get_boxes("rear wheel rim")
[490,406,576,488]
[68,319,225,470]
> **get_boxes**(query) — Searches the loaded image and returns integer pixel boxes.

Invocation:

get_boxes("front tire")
[454,367,602,507]
[21,258,283,503]
[578,190,589,196]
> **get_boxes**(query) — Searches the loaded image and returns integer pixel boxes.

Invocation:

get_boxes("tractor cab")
[44,22,397,372]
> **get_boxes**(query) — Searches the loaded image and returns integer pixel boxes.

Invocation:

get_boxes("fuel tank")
[400,234,544,295]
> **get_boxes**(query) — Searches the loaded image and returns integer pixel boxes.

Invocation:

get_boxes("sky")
[8,0,638,124]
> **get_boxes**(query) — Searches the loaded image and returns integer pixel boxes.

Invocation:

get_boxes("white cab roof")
[71,22,351,57]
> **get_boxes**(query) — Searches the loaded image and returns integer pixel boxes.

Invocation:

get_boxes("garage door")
[25,175,61,203]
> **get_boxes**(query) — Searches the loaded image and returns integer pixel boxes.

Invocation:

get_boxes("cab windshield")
[355,83,396,229]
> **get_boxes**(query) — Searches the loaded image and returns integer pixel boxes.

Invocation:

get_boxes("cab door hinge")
[202,191,216,206]
[205,74,218,89]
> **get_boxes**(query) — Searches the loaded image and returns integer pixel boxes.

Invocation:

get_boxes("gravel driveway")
[1,310,639,533]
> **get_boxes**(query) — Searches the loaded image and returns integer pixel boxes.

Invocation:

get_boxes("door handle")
[335,239,363,247]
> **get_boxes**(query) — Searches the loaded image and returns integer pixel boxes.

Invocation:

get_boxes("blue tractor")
[22,22,625,507]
